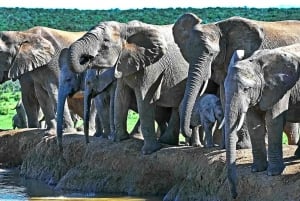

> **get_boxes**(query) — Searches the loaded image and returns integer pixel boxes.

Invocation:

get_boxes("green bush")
[0,106,8,115]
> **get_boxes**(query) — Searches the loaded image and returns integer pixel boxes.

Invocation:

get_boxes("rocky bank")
[0,129,300,201]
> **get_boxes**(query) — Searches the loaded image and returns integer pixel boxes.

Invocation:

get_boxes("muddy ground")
[0,129,299,201]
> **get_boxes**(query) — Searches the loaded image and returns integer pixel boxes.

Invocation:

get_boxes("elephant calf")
[12,100,28,129]
[181,93,223,147]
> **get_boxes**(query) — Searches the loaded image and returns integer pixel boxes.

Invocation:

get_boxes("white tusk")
[218,118,225,130]
[114,67,123,78]
[236,112,246,131]
[199,80,209,96]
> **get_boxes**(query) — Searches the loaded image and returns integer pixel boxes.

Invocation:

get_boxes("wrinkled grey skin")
[69,20,189,154]
[183,93,223,147]
[0,27,86,135]
[84,68,116,143]
[57,48,97,149]
[173,13,300,149]
[12,100,28,129]
[84,68,171,144]
[224,44,300,198]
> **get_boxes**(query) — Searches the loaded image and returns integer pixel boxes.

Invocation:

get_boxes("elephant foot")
[112,131,130,142]
[44,128,56,137]
[159,132,179,145]
[267,163,285,176]
[193,142,204,147]
[142,140,162,155]
[294,147,300,158]
[251,161,268,172]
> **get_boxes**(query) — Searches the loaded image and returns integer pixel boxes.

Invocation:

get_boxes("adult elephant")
[57,48,97,149]
[0,27,85,135]
[224,45,300,198]
[173,13,300,148]
[69,20,190,154]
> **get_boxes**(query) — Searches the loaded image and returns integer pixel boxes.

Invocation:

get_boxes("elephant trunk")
[84,88,93,144]
[69,36,97,73]
[225,94,243,199]
[57,88,68,150]
[180,56,212,138]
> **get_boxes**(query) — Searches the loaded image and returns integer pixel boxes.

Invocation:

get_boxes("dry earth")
[0,129,300,201]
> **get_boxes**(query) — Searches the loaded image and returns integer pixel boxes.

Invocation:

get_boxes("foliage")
[0,7,299,32]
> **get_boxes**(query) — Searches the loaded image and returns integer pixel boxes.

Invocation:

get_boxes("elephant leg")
[203,123,214,148]
[113,80,131,141]
[34,85,56,135]
[246,108,268,172]
[135,92,161,155]
[191,126,203,147]
[95,95,110,138]
[19,75,39,127]
[284,122,299,145]
[266,111,285,176]
[159,108,180,145]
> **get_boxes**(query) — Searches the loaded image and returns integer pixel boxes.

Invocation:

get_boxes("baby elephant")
[183,93,223,147]
[12,100,28,129]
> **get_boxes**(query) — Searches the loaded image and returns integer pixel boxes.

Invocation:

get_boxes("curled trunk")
[69,36,97,73]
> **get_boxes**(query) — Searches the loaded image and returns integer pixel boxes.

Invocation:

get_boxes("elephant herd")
[1,12,300,197]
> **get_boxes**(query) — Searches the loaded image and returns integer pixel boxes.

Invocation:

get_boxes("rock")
[0,129,300,201]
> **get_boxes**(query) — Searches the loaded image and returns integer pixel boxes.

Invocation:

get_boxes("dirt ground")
[0,129,300,201]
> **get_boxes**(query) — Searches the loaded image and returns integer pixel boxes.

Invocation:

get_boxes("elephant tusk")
[199,79,208,96]
[236,112,246,131]
[218,118,225,130]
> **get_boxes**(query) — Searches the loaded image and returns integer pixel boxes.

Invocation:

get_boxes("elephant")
[0,27,85,135]
[224,44,300,198]
[173,13,300,149]
[182,93,223,147]
[57,48,97,149]
[68,20,190,154]
[12,99,28,129]
[83,67,172,144]
[84,68,116,142]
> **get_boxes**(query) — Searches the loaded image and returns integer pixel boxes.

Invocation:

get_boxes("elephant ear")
[259,51,300,111]
[217,16,264,69]
[114,25,167,78]
[96,68,116,93]
[8,31,55,79]
[172,13,202,59]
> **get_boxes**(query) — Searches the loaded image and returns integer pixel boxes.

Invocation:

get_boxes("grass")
[0,92,20,129]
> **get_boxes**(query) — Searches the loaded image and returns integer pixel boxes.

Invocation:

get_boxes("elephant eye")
[243,87,250,93]
[101,44,109,50]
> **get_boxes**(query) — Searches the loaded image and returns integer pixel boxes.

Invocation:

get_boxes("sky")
[0,0,299,10]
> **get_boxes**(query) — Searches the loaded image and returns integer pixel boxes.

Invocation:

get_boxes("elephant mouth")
[71,91,84,99]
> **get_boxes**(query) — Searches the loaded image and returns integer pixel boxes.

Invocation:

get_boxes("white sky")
[0,0,299,10]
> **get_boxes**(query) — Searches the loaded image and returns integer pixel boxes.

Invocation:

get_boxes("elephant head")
[69,21,167,77]
[224,45,300,198]
[0,29,55,79]
[57,48,86,149]
[84,68,116,143]
[173,13,264,138]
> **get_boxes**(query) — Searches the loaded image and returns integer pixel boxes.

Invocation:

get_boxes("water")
[0,168,161,201]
